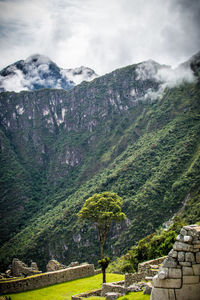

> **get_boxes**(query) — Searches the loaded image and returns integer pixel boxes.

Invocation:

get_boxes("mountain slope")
[0,53,199,271]
[0,54,98,92]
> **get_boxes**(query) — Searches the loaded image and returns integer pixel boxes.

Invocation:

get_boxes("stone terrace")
[0,263,94,295]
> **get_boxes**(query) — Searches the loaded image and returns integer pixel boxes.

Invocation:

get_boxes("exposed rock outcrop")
[11,258,41,277]
[46,259,66,272]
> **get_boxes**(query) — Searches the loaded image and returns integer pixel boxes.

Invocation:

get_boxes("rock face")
[46,260,66,272]
[11,258,41,277]
[151,225,200,300]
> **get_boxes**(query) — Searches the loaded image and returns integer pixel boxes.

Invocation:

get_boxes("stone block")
[46,260,64,272]
[150,287,175,300]
[173,241,194,252]
[175,283,200,300]
[192,264,200,275]
[182,275,199,284]
[144,285,152,295]
[162,257,177,268]
[30,262,38,270]
[153,275,181,288]
[193,240,200,245]
[176,234,184,242]
[196,252,200,263]
[158,268,168,279]
[188,229,199,239]
[101,283,125,297]
[168,249,177,258]
[183,235,193,243]
[182,267,194,276]
[105,292,122,300]
[168,268,182,279]
[194,243,200,249]
[168,289,176,300]
[179,262,192,267]
[178,251,185,262]
[185,252,195,262]
[180,228,188,236]
[126,284,142,292]
[193,249,199,253]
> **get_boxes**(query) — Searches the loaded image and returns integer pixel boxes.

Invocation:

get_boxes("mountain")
[0,54,98,92]
[0,52,199,271]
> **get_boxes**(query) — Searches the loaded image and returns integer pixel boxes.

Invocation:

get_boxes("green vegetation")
[78,192,126,258]
[118,291,150,300]
[108,218,185,273]
[78,192,126,282]
[86,292,150,300]
[0,60,200,271]
[4,273,124,300]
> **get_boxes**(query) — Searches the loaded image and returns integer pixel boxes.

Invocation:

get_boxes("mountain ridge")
[0,54,98,92]
[0,52,199,271]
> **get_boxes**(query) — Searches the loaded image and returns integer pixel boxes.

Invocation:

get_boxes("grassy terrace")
[2,273,150,300]
[3,273,121,300]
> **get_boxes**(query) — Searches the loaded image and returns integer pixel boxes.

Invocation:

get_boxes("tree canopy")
[78,191,126,282]
[78,191,125,223]
[78,191,126,257]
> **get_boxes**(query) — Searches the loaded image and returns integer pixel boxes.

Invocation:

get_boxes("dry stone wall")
[101,281,125,296]
[71,288,102,300]
[151,224,200,300]
[125,256,166,287]
[0,264,94,295]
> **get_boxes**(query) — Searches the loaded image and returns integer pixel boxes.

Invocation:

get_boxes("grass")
[119,291,150,300]
[3,273,124,300]
[86,290,151,300]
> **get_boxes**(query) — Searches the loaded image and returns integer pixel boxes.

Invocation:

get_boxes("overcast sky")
[0,0,200,75]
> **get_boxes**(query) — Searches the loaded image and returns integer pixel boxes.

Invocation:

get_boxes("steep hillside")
[0,54,200,271]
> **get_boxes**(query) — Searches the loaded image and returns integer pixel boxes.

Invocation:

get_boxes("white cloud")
[0,69,28,92]
[0,0,199,74]
[136,60,196,101]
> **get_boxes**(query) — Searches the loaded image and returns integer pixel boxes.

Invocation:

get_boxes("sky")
[0,0,200,75]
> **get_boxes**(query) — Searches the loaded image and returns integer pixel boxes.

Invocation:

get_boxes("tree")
[98,257,111,283]
[78,191,126,282]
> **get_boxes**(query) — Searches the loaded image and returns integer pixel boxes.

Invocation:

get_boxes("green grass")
[4,273,124,300]
[86,290,151,300]
[119,291,150,300]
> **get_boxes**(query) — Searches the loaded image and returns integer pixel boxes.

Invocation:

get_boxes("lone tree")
[78,191,126,282]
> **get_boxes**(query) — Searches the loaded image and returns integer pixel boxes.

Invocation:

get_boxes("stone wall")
[125,256,166,286]
[0,264,94,295]
[138,256,166,275]
[151,224,200,300]
[72,289,102,299]
[101,281,125,296]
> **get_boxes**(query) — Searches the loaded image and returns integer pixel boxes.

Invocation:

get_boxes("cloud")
[135,60,196,101]
[0,53,98,92]
[0,0,200,74]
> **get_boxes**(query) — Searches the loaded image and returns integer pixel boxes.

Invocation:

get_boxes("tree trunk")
[100,243,104,259]
[102,267,106,283]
